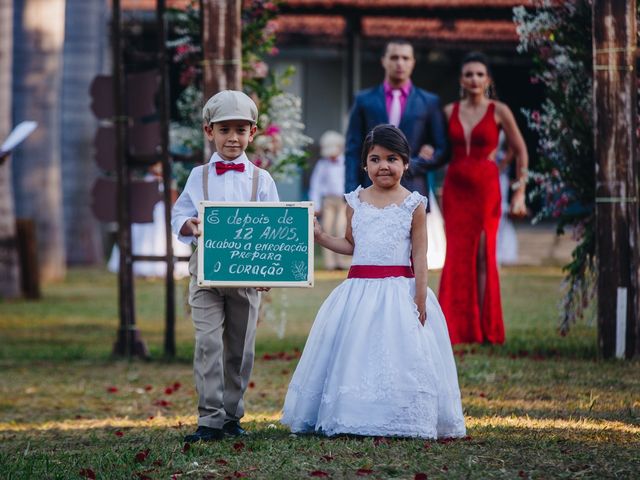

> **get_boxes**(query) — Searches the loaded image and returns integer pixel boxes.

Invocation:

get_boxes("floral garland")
[513,0,595,333]
[167,0,311,185]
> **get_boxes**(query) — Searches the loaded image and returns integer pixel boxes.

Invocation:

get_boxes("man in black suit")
[345,39,447,196]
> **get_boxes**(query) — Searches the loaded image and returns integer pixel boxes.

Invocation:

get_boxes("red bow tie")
[215,161,245,175]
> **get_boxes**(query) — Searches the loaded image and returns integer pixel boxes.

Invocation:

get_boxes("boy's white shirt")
[171,152,280,244]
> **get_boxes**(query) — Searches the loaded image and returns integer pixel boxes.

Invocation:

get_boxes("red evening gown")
[439,102,504,344]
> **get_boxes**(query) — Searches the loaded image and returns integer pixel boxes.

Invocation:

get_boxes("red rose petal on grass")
[321,455,334,462]
[165,387,174,395]
[442,465,449,471]
[144,385,153,392]
[173,382,181,390]
[437,438,455,445]
[114,430,124,437]
[478,392,486,398]
[414,474,428,480]
[463,435,473,441]
[518,471,526,478]
[356,468,373,476]
[216,459,229,465]
[182,443,191,453]
[107,386,118,393]
[373,436,390,446]
[148,416,154,420]
[153,399,171,407]
[423,442,431,450]
[248,381,255,389]
[135,449,150,463]
[233,441,245,452]
[79,468,96,479]
[309,471,329,477]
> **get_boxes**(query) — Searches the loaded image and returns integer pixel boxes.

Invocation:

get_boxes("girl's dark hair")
[360,124,411,168]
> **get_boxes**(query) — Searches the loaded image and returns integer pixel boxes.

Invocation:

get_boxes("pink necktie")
[389,89,402,127]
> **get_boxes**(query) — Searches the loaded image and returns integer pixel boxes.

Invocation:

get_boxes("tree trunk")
[12,0,67,281]
[593,0,640,359]
[0,0,21,299]
[60,0,106,265]
[202,0,242,98]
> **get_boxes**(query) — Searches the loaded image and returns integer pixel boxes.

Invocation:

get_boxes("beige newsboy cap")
[202,90,258,124]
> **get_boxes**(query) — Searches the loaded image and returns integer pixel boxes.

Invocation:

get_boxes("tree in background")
[167,0,311,188]
[12,0,67,281]
[0,0,21,298]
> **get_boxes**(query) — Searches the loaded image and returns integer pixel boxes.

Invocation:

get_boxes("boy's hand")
[419,144,435,160]
[180,217,201,237]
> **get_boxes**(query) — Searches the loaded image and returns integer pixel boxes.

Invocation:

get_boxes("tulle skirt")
[281,277,466,439]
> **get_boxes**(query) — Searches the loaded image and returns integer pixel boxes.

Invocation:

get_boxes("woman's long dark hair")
[360,124,411,169]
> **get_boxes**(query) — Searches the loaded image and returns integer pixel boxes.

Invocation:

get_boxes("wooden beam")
[592,0,639,359]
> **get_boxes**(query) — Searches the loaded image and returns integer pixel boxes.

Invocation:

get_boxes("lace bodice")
[345,187,428,266]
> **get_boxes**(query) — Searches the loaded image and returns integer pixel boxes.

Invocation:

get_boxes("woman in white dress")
[281,125,466,439]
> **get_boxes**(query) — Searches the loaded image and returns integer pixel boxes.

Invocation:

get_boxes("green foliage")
[514,0,596,332]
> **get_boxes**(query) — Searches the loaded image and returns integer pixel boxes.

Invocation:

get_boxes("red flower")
[114,430,124,437]
[165,387,174,395]
[79,468,96,479]
[135,449,150,463]
[233,441,245,452]
[356,468,373,476]
[248,381,255,389]
[309,471,329,477]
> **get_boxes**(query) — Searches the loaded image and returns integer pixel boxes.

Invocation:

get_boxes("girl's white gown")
[281,187,466,439]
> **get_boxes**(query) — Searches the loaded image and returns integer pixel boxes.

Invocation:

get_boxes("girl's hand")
[180,217,201,237]
[415,296,427,326]
[509,189,527,218]
[313,217,324,239]
[256,287,271,292]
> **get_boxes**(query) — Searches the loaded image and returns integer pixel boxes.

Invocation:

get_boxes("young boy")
[171,90,279,442]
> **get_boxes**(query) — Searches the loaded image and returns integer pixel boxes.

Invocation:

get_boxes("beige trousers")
[320,195,350,270]
[188,252,260,428]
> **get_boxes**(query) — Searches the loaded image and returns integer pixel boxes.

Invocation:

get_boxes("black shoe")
[223,421,248,437]
[184,425,224,443]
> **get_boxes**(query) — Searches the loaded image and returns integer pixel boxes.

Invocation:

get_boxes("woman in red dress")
[438,52,528,344]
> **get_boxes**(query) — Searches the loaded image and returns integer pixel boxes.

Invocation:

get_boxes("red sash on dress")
[347,265,414,279]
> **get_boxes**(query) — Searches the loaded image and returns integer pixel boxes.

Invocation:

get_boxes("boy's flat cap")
[203,90,258,124]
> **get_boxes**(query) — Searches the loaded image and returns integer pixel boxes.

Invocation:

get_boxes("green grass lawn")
[0,267,638,479]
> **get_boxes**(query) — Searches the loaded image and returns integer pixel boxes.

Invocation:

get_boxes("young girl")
[281,125,466,439]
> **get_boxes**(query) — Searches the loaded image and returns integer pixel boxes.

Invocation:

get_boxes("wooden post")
[592,0,639,359]
[202,0,242,99]
[157,0,176,358]
[111,0,148,359]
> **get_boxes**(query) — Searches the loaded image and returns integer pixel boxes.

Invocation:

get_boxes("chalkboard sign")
[197,202,314,287]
